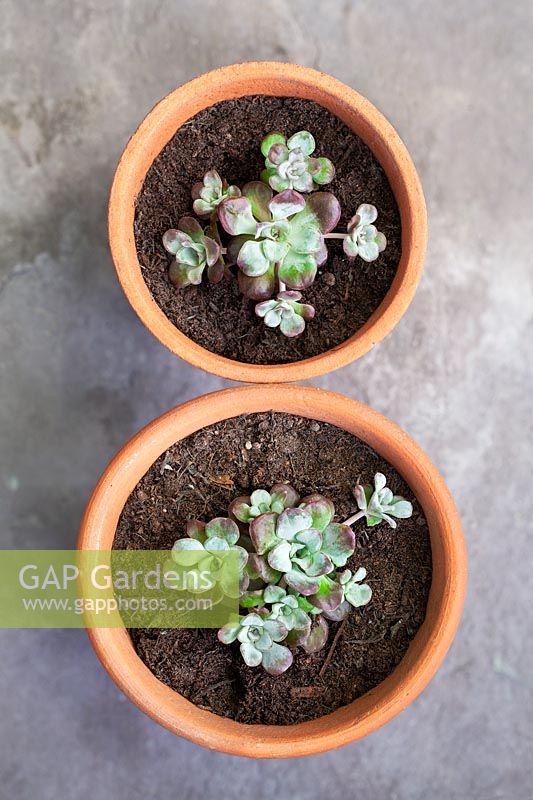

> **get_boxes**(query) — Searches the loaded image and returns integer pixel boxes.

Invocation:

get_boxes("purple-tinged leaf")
[267,541,293,573]
[162,229,181,255]
[270,484,300,509]
[261,643,293,676]
[218,622,241,644]
[308,574,344,612]
[267,142,289,165]
[218,197,257,236]
[247,554,281,584]
[240,642,263,667]
[305,192,341,233]
[284,568,321,596]
[228,496,252,523]
[300,496,334,531]
[261,132,286,158]
[207,258,224,284]
[278,251,317,290]
[242,181,273,222]
[178,215,204,241]
[203,236,221,267]
[269,189,306,220]
[321,523,355,567]
[185,519,206,541]
[302,616,329,654]
[322,599,351,622]
[205,517,240,546]
[280,313,305,338]
[311,157,335,185]
[238,264,276,300]
[249,512,279,555]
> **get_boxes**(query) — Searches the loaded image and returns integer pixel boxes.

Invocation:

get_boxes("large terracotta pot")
[78,385,466,757]
[109,62,427,383]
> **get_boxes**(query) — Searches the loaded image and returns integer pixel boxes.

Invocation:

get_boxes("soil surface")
[134,96,401,365]
[114,412,432,725]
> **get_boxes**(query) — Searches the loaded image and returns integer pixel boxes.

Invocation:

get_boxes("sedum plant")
[260,131,335,192]
[170,472,412,676]
[346,472,413,528]
[192,169,240,218]
[162,131,388,337]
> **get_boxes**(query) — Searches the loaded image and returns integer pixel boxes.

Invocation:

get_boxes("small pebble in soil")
[322,272,336,286]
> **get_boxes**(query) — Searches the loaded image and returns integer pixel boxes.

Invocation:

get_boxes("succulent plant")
[339,567,372,607]
[260,131,335,193]
[218,612,293,675]
[163,217,224,287]
[219,186,340,293]
[343,204,387,262]
[255,291,315,338]
[171,517,249,596]
[192,169,240,218]
[249,496,355,596]
[229,484,299,524]
[352,472,413,528]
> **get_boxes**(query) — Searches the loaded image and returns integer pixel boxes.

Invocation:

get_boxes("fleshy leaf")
[279,312,305,338]
[269,190,306,220]
[247,554,282,584]
[300,496,334,531]
[284,568,321,596]
[305,193,341,233]
[321,523,355,567]
[242,181,273,222]
[310,156,335,185]
[287,130,316,156]
[205,517,240,546]
[237,240,271,277]
[238,263,276,300]
[185,520,206,542]
[276,507,313,540]
[261,642,293,676]
[345,582,372,608]
[218,622,241,644]
[218,197,257,236]
[267,541,293,573]
[278,251,317,290]
[261,132,286,158]
[302,616,329,654]
[308,574,344,612]
[240,641,263,667]
[249,512,279,555]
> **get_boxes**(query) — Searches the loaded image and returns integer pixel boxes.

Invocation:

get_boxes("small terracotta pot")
[78,385,466,757]
[109,62,427,383]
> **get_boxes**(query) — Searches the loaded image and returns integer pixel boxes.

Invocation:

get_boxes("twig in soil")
[319,619,347,678]
[290,686,321,699]
[192,678,235,702]
[345,633,386,645]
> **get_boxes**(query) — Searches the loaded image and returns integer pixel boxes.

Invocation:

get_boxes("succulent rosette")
[219,185,341,295]
[248,495,355,602]
[191,169,240,217]
[260,131,335,192]
[255,291,315,338]
[343,204,387,262]
[163,216,224,287]
[218,612,293,675]
[229,484,300,524]
[353,472,413,528]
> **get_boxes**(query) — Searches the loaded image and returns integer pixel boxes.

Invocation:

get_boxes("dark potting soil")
[134,96,401,365]
[114,412,432,725]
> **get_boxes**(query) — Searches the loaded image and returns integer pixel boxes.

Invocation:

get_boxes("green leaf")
[218,197,257,236]
[278,251,317,290]
[249,512,279,555]
[205,517,240,546]
[276,507,312,540]
[301,496,334,531]
[267,541,293,573]
[263,584,286,604]
[321,523,355,567]
[287,215,322,254]
[310,156,335,185]
[345,582,372,608]
[237,240,271,277]
[284,568,320,596]
[261,132,286,158]
[305,192,341,233]
[287,130,316,156]
[178,216,204,242]
[240,641,263,667]
[261,643,293,676]
[218,622,241,644]
[242,181,273,222]
[269,189,306,220]
[308,574,343,612]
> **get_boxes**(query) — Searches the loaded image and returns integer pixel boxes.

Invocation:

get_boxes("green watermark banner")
[0,550,240,628]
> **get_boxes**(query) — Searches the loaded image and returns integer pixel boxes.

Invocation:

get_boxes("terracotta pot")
[78,385,466,757]
[109,62,427,383]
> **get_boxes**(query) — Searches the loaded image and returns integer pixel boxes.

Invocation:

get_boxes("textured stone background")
[1,1,531,797]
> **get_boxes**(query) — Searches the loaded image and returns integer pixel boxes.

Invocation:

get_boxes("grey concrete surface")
[1,1,531,797]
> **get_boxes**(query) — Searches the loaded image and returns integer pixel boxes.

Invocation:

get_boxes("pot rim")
[78,385,466,757]
[109,61,427,383]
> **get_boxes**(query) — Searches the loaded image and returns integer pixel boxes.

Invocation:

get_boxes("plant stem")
[324,232,348,240]
[276,261,286,293]
[342,510,365,526]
